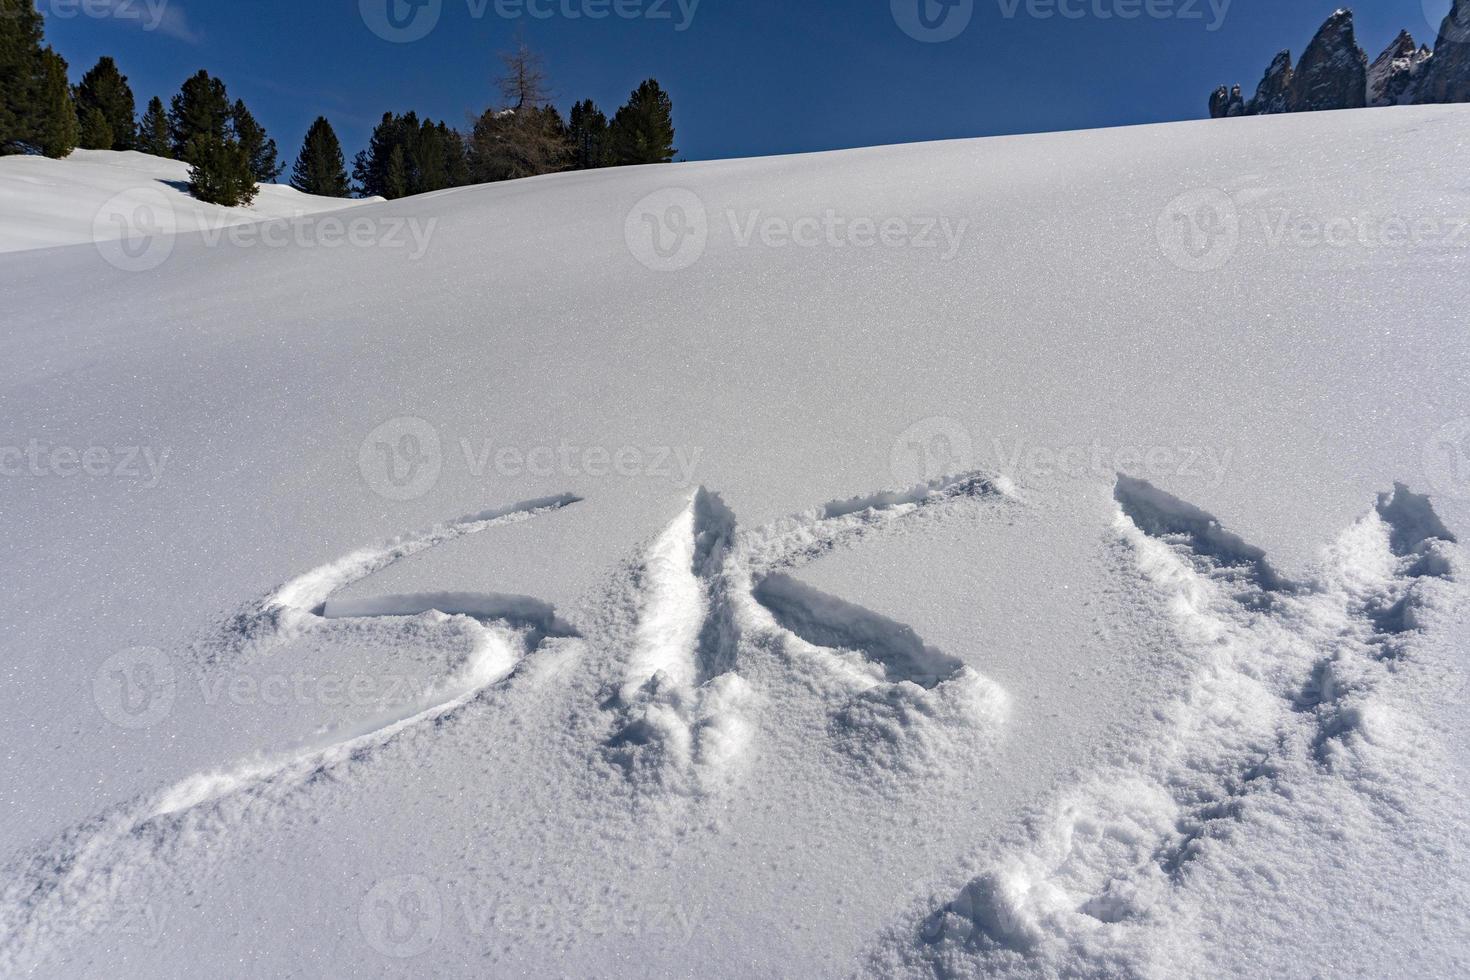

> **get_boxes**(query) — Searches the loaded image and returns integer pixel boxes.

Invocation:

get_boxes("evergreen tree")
[79,105,114,150]
[169,69,230,161]
[412,118,450,193]
[385,144,409,200]
[230,99,282,182]
[137,96,171,157]
[608,79,676,166]
[35,48,78,159]
[352,112,403,198]
[74,56,136,150]
[352,111,467,199]
[0,0,46,154]
[290,116,349,197]
[186,133,257,206]
[441,122,470,187]
[567,99,608,170]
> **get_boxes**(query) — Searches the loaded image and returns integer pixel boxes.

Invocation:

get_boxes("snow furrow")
[873,478,1464,978]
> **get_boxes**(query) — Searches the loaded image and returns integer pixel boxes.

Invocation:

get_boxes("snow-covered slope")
[1,106,1468,978]
[0,149,376,254]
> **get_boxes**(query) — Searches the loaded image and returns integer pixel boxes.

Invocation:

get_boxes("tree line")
[1,4,676,207]
[351,44,674,199]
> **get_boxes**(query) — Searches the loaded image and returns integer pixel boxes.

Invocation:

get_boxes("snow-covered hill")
[1,106,1468,978]
[0,149,377,254]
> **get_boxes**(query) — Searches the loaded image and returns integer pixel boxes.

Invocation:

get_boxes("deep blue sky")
[39,0,1448,169]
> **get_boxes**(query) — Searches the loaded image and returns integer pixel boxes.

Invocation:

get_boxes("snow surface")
[0,149,377,254]
[1,108,1469,977]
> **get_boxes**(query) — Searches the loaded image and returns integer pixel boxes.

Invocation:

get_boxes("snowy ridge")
[0,150,377,254]
[870,478,1465,977]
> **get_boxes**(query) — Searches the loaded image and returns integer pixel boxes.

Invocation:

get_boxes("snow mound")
[0,149,377,253]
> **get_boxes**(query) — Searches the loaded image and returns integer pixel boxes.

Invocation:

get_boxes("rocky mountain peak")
[1207,6,1470,117]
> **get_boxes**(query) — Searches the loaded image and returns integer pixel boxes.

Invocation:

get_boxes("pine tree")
[79,105,114,150]
[412,118,449,193]
[352,112,466,199]
[290,116,349,196]
[137,96,171,157]
[74,56,136,150]
[608,79,676,166]
[353,112,401,198]
[169,69,230,161]
[35,48,78,158]
[568,99,608,170]
[385,144,409,199]
[186,133,258,206]
[0,0,46,154]
[441,122,470,187]
[230,99,282,182]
